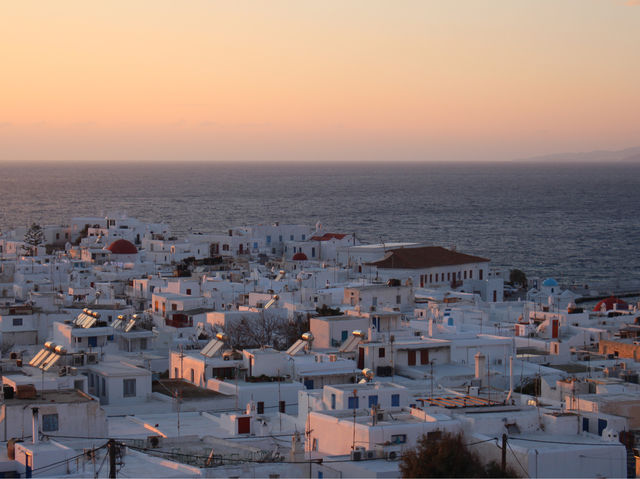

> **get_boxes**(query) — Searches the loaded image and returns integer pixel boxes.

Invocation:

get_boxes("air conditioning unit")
[365,449,376,460]
[350,447,365,461]
[86,353,99,364]
[386,450,400,461]
[147,435,162,448]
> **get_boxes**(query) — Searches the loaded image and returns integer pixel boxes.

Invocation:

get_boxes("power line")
[507,441,529,477]
[509,436,623,446]
[30,443,108,474]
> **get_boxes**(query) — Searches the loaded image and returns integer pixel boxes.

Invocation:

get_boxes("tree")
[509,269,527,288]
[315,304,341,316]
[399,432,517,478]
[22,223,44,256]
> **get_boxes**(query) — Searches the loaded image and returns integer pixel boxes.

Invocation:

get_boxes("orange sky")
[1,0,639,162]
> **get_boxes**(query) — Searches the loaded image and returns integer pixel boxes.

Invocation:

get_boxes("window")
[348,396,359,409]
[186,289,191,295]
[391,394,400,407]
[331,394,336,410]
[447,272,451,281]
[464,271,467,280]
[123,378,136,397]
[266,235,271,244]
[390,434,407,444]
[378,347,386,358]
[396,295,401,304]
[290,235,294,241]
[174,367,178,378]
[312,247,316,257]
[190,369,195,382]
[479,270,484,280]
[368,395,378,407]
[12,317,23,326]
[301,234,306,241]
[429,274,433,283]
[469,270,473,279]
[279,235,283,242]
[42,414,59,432]
[222,244,229,251]
[372,296,377,306]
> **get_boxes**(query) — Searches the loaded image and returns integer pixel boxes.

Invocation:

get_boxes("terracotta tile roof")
[368,246,489,269]
[310,233,348,241]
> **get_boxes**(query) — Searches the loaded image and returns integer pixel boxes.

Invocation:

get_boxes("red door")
[237,416,250,434]
[420,349,429,365]
[358,347,365,369]
[408,350,416,366]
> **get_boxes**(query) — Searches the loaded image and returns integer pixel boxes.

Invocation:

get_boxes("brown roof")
[368,246,489,269]
[310,233,347,241]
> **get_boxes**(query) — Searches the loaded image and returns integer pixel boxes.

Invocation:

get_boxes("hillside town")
[0,214,638,478]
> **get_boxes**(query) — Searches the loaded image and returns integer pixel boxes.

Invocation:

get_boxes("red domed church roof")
[593,296,628,312]
[106,239,138,255]
[292,252,308,261]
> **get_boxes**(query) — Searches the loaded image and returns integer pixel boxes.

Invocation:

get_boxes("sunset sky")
[1,0,639,162]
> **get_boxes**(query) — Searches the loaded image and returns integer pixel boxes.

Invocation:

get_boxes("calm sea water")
[1,161,638,289]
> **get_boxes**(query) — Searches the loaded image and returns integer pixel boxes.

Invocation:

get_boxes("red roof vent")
[106,239,138,255]
[593,296,628,312]
[292,252,308,261]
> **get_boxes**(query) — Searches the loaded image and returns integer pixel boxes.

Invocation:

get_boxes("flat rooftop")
[4,389,95,405]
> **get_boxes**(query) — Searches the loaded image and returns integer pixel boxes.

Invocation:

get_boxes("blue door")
[598,419,607,436]
[582,417,589,432]
[304,379,314,390]
[368,395,378,407]
[88,336,98,347]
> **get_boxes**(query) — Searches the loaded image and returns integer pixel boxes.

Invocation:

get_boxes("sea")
[1,161,639,292]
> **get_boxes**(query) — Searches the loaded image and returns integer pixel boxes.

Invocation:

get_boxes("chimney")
[474,353,486,385]
[32,408,39,445]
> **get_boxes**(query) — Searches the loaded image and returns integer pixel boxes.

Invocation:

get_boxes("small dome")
[542,278,558,287]
[106,239,138,255]
[292,252,308,261]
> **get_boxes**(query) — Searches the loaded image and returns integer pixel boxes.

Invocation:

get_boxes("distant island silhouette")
[516,145,640,163]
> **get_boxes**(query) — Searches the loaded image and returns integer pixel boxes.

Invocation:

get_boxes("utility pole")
[430,360,435,399]
[351,389,357,451]
[108,439,117,479]
[501,433,507,476]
